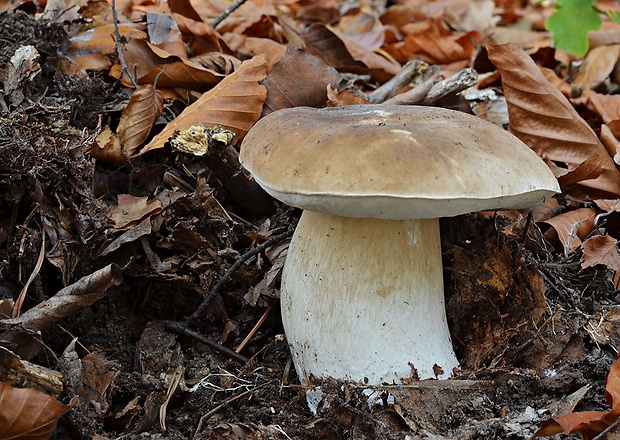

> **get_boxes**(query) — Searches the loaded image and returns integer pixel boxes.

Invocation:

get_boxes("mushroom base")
[281,211,459,385]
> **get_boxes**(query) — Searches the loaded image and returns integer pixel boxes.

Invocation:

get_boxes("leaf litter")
[1,0,620,439]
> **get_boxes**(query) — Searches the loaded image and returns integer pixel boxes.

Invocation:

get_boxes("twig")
[185,230,293,328]
[13,229,45,318]
[384,75,440,105]
[111,0,138,89]
[235,299,277,353]
[165,321,250,364]
[193,382,270,438]
[211,0,249,29]
[420,67,478,105]
[592,417,620,440]
[366,60,429,103]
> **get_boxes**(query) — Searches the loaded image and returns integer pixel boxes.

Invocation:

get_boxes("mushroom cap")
[240,105,560,219]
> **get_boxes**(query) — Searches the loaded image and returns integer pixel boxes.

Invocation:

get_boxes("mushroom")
[239,105,560,385]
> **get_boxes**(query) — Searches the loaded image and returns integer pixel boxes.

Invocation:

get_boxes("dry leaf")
[67,24,147,56]
[107,194,163,229]
[534,353,620,439]
[572,45,620,93]
[487,43,620,199]
[0,382,76,440]
[91,126,130,166]
[261,45,342,115]
[117,85,164,156]
[117,39,225,91]
[146,13,186,56]
[544,208,598,256]
[140,54,268,154]
[588,93,620,124]
[581,235,620,270]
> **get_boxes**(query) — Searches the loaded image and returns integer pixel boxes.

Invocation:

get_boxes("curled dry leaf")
[544,208,598,256]
[140,54,268,154]
[534,353,620,439]
[0,382,76,440]
[107,194,163,229]
[261,45,342,116]
[581,235,620,271]
[0,264,123,333]
[66,24,147,57]
[117,85,164,157]
[572,44,620,93]
[487,43,620,199]
[115,39,226,91]
[302,23,399,83]
[91,126,130,166]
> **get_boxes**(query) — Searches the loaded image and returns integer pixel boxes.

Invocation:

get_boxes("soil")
[0,10,618,440]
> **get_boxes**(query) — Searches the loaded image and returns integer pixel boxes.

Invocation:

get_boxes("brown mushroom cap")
[240,105,560,219]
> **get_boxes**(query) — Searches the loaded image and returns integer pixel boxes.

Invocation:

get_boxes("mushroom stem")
[281,210,459,385]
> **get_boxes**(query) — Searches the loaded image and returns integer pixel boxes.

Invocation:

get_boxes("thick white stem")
[281,211,459,385]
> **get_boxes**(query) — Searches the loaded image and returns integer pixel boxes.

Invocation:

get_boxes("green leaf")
[546,0,601,56]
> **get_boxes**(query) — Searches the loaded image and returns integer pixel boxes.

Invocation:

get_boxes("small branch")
[193,382,270,438]
[111,0,138,89]
[592,417,620,440]
[185,230,293,328]
[211,0,249,29]
[419,68,478,105]
[384,75,440,105]
[235,299,277,353]
[366,60,430,103]
[164,321,250,365]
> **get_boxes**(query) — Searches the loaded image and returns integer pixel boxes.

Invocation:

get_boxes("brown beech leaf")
[487,43,620,199]
[544,208,598,256]
[116,39,225,91]
[67,24,147,56]
[588,93,620,124]
[534,353,620,439]
[107,194,163,230]
[261,45,342,116]
[117,85,164,156]
[0,264,123,333]
[145,13,186,57]
[302,23,397,83]
[140,54,267,154]
[572,44,620,93]
[0,382,76,440]
[582,235,620,270]
[91,126,130,166]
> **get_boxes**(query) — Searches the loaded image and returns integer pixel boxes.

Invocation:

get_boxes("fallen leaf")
[534,352,620,439]
[544,208,598,255]
[140,54,268,154]
[107,194,163,229]
[488,43,620,199]
[581,235,620,270]
[117,85,164,156]
[0,383,75,440]
[116,39,225,91]
[91,126,129,166]
[261,45,342,115]
[572,44,620,93]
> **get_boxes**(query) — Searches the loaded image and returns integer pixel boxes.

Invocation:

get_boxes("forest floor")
[1,3,619,440]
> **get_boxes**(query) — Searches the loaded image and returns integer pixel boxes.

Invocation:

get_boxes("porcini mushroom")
[240,105,560,385]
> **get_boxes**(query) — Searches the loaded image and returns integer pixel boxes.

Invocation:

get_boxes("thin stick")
[211,0,249,29]
[235,299,277,353]
[111,0,138,89]
[366,60,428,103]
[185,230,293,328]
[592,417,620,440]
[420,67,478,105]
[193,382,270,439]
[165,321,250,364]
[13,230,45,318]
